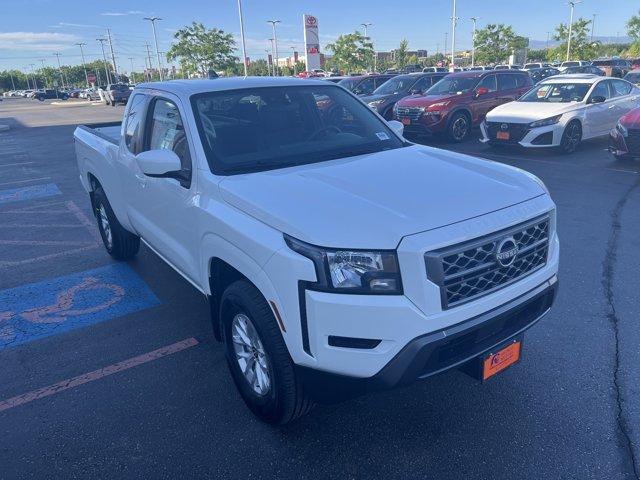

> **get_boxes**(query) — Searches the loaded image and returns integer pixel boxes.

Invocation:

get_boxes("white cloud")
[100,10,145,16]
[51,22,101,29]
[0,32,80,51]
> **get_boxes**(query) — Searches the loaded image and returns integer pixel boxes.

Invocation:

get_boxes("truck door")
[129,94,200,286]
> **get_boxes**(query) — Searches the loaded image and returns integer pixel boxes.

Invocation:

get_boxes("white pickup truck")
[75,77,559,424]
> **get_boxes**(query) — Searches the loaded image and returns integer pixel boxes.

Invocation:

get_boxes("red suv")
[394,70,533,142]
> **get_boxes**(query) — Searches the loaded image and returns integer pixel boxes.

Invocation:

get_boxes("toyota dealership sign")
[303,14,320,71]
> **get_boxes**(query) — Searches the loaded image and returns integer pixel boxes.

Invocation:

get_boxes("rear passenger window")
[611,80,632,97]
[589,81,611,101]
[124,94,146,154]
[498,74,517,91]
[515,74,530,87]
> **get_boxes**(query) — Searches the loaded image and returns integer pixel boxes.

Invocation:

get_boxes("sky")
[0,0,638,72]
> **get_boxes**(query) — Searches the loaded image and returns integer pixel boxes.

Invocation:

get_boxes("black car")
[528,67,561,84]
[360,72,448,120]
[337,74,397,96]
[562,65,605,76]
[591,59,631,78]
[33,89,68,101]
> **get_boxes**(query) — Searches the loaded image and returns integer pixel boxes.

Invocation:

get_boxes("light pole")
[29,64,37,89]
[97,38,112,84]
[144,17,164,81]
[265,49,272,75]
[450,0,458,68]
[129,57,136,84]
[444,32,448,63]
[361,22,373,72]
[53,52,66,89]
[470,17,479,67]
[39,60,47,87]
[590,14,597,42]
[75,43,89,87]
[267,20,281,76]
[268,38,276,76]
[566,1,581,61]
[546,31,551,51]
[237,0,248,76]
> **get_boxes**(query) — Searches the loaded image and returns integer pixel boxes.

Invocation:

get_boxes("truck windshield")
[191,85,406,175]
[426,77,478,95]
[519,83,590,103]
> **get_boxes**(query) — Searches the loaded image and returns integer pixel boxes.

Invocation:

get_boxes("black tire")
[558,120,582,154]
[92,186,140,260]
[446,111,470,142]
[221,280,314,424]
[105,99,111,106]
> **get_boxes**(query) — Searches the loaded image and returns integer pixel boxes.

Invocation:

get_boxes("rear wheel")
[446,111,470,142]
[92,186,139,260]
[221,280,314,424]
[558,120,582,154]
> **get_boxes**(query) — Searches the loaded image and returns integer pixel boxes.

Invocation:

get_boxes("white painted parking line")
[0,177,52,187]
[0,162,36,167]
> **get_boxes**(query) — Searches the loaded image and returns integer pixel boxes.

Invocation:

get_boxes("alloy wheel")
[231,313,271,396]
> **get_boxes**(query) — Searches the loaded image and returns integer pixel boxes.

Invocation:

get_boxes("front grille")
[626,129,640,153]
[395,106,423,121]
[425,215,550,309]
[486,121,530,144]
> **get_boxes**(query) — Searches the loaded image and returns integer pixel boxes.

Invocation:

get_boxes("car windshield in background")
[519,83,591,103]
[337,78,356,90]
[426,76,478,95]
[373,75,417,95]
[562,61,580,67]
[191,85,406,175]
[624,72,640,84]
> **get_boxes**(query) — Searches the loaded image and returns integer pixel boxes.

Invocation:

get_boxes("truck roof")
[134,77,330,97]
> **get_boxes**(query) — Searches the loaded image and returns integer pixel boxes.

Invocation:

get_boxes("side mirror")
[410,89,422,95]
[475,87,489,97]
[136,149,185,179]
[387,119,404,137]
[589,95,606,104]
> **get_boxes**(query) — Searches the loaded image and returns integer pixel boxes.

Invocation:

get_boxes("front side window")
[589,81,611,101]
[124,94,146,154]
[426,76,479,95]
[354,77,376,95]
[477,75,497,92]
[147,98,192,175]
[374,75,414,95]
[191,85,405,175]
[519,83,591,103]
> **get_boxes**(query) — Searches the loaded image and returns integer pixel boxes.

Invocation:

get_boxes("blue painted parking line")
[0,183,61,205]
[0,264,160,351]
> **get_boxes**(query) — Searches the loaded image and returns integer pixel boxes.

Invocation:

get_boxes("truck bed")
[76,121,121,145]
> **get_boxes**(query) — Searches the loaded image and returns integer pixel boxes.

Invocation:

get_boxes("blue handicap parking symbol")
[0,183,61,205]
[0,264,160,351]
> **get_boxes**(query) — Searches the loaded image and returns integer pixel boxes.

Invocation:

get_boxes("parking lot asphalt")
[0,98,639,480]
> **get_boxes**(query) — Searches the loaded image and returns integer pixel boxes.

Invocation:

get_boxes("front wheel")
[558,121,582,154]
[92,186,140,260]
[446,112,470,143]
[221,280,314,424]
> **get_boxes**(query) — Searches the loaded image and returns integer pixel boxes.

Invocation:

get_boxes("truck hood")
[487,101,582,123]
[219,145,546,249]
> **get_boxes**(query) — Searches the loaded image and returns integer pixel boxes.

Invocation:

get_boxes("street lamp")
[97,38,111,84]
[267,20,281,76]
[237,0,248,76]
[129,57,136,84]
[144,16,164,81]
[470,17,480,67]
[566,1,582,61]
[290,46,297,75]
[450,0,458,69]
[361,23,373,71]
[39,59,48,88]
[268,38,276,76]
[75,42,89,87]
[591,14,597,42]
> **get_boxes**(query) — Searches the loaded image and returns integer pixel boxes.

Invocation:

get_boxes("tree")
[474,24,525,65]
[167,22,237,76]
[628,9,640,39]
[395,39,409,69]
[552,18,596,61]
[326,31,374,73]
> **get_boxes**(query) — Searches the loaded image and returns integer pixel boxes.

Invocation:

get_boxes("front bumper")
[608,128,633,157]
[480,121,564,148]
[297,277,557,403]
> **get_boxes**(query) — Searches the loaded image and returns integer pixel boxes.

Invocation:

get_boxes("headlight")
[285,235,402,294]
[529,114,562,128]
[616,121,628,137]
[427,100,450,110]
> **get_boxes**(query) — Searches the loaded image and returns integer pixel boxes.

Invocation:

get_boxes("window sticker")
[376,132,390,140]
